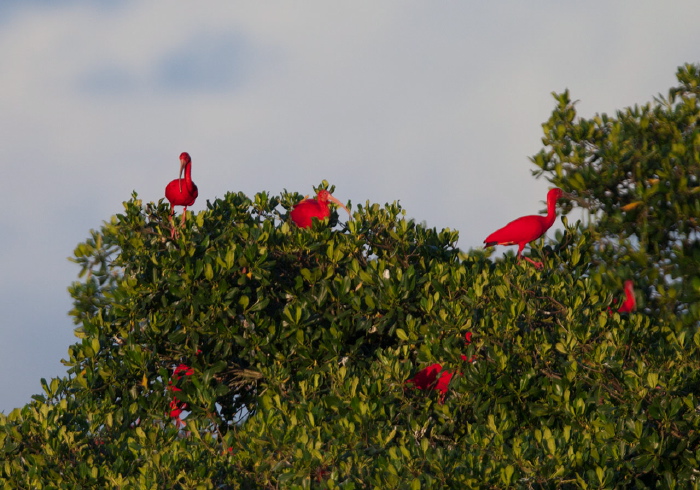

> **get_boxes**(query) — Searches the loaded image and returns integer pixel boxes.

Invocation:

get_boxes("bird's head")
[179,152,191,171]
[178,152,191,192]
[548,188,564,201]
[317,190,350,218]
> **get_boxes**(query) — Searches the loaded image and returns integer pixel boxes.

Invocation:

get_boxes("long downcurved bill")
[178,158,186,193]
[326,194,351,219]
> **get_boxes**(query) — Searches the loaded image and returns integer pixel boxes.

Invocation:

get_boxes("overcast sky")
[1,1,698,412]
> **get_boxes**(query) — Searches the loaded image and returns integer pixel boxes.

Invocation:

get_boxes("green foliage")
[2,67,700,488]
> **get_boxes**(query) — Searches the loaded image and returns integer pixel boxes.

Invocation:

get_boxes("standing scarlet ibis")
[483,188,565,269]
[290,189,350,228]
[165,152,198,238]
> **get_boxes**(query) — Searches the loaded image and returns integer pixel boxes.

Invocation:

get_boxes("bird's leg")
[522,256,544,269]
[516,245,543,269]
[181,208,188,228]
[169,207,178,239]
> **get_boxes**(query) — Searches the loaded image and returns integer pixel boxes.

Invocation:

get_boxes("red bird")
[406,363,453,400]
[483,188,565,269]
[290,189,350,228]
[167,363,194,427]
[616,280,636,313]
[165,152,198,238]
[405,332,475,404]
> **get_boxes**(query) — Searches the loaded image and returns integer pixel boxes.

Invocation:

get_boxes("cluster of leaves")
[1,65,700,488]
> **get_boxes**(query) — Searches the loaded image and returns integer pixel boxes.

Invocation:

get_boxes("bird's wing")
[484,215,547,245]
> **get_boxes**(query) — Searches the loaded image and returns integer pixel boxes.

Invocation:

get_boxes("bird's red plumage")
[617,280,636,313]
[607,280,636,315]
[165,179,198,207]
[406,363,450,393]
[290,198,331,228]
[484,215,550,249]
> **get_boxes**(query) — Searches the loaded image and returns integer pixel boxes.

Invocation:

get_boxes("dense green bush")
[1,65,699,489]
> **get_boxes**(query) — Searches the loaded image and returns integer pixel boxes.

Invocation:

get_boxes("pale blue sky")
[1,1,699,412]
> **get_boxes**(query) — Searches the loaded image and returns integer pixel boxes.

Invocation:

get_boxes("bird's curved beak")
[327,195,351,219]
[178,158,186,193]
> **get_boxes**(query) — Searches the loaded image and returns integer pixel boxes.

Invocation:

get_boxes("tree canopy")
[1,64,699,489]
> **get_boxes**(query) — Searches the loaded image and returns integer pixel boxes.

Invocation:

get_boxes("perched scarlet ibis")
[406,363,452,399]
[167,363,194,427]
[616,280,636,313]
[405,332,474,404]
[483,188,565,269]
[165,152,198,237]
[290,189,350,228]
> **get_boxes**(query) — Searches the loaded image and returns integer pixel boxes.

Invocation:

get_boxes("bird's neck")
[183,163,193,187]
[544,197,558,228]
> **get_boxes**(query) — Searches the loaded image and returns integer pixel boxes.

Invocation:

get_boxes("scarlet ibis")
[290,189,350,228]
[167,363,194,427]
[483,188,565,269]
[406,332,474,403]
[165,152,198,237]
[169,397,187,426]
[406,363,452,399]
[616,280,636,313]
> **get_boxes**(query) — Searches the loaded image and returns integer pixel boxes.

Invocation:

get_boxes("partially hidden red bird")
[483,188,565,269]
[406,363,452,400]
[290,189,351,228]
[617,280,636,313]
[612,280,636,314]
[165,152,198,238]
[405,332,475,404]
